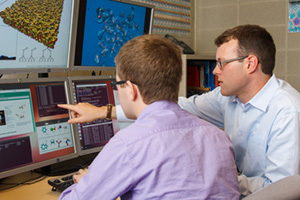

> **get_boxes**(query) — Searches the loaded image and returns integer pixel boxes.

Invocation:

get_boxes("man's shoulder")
[116,104,227,144]
[275,80,300,103]
[268,80,300,112]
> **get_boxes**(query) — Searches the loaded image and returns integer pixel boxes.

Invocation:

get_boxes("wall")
[175,0,195,49]
[195,0,300,92]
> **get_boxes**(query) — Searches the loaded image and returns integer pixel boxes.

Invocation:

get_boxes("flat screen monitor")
[70,0,154,70]
[0,78,77,179]
[0,0,74,74]
[69,76,119,156]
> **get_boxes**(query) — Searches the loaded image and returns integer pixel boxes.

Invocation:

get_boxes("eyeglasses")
[110,80,127,91]
[216,55,248,70]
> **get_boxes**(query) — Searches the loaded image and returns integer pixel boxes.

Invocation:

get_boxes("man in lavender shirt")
[58,35,240,199]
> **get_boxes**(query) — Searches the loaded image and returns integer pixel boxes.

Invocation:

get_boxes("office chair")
[244,175,300,200]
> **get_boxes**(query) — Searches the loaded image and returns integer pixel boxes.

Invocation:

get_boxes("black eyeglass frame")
[110,80,138,90]
[216,55,248,70]
[110,80,127,90]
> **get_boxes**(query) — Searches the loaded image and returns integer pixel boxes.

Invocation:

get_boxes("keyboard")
[48,173,75,191]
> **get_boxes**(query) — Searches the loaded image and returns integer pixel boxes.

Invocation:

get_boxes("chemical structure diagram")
[37,122,73,154]
[19,47,54,62]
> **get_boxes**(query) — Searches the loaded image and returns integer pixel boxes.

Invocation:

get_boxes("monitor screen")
[70,0,154,70]
[0,0,74,73]
[69,76,119,156]
[0,78,77,179]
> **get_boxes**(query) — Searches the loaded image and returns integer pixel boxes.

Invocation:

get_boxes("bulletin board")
[132,0,191,36]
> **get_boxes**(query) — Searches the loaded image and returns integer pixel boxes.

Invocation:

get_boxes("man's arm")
[58,103,117,124]
[178,88,225,128]
[58,136,133,200]
[239,110,300,196]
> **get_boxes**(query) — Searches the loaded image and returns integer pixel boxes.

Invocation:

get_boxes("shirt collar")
[137,100,178,120]
[231,74,279,112]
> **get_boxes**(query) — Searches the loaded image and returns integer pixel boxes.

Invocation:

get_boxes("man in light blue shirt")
[178,24,300,196]
[58,35,240,199]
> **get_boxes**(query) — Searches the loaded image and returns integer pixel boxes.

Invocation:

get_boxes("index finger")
[57,104,76,111]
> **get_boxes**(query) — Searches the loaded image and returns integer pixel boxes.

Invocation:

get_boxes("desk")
[0,172,61,200]
[0,172,121,200]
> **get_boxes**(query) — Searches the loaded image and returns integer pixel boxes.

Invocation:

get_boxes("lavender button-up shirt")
[59,101,240,200]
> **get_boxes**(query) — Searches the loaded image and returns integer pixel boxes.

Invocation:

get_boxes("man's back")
[117,101,240,199]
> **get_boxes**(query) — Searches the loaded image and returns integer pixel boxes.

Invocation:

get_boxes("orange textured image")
[0,0,64,49]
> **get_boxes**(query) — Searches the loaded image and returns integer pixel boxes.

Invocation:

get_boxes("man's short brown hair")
[115,34,182,104]
[215,24,276,75]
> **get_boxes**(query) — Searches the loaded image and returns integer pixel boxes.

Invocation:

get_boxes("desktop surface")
[0,171,121,200]
[0,171,61,200]
[0,153,98,199]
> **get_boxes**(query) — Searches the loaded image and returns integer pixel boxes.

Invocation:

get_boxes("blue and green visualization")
[81,0,146,67]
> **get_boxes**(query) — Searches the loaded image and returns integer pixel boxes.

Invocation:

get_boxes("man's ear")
[246,55,259,74]
[127,81,138,101]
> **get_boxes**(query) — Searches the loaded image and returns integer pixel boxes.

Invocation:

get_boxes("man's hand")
[58,103,106,124]
[73,168,89,184]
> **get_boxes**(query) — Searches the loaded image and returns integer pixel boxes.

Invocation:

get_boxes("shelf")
[186,54,215,60]
[180,54,217,98]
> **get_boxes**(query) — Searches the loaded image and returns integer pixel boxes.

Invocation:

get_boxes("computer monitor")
[0,78,77,179]
[70,0,154,70]
[0,0,74,74]
[68,76,119,156]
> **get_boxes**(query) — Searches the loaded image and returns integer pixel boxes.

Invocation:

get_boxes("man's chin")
[220,89,231,97]
[124,113,137,120]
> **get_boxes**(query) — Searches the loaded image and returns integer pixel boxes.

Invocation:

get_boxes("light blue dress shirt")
[59,101,240,200]
[178,75,300,195]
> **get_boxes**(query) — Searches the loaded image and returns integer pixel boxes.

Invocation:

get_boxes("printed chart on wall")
[289,1,300,33]
[132,0,191,36]
[0,0,73,70]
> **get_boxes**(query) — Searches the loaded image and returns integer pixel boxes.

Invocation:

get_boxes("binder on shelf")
[187,66,200,87]
[202,61,210,88]
[199,66,204,88]
[186,59,217,97]
[209,62,217,89]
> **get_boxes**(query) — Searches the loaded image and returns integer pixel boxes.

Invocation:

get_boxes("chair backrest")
[244,175,300,200]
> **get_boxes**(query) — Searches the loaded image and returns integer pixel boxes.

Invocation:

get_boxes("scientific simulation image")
[81,0,146,67]
[0,0,64,49]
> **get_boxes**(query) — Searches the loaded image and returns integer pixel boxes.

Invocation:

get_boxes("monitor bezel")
[0,77,78,179]
[68,75,119,156]
[0,0,75,75]
[69,0,155,71]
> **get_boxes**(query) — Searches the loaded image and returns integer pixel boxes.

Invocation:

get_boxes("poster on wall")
[289,1,300,33]
[132,0,191,36]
